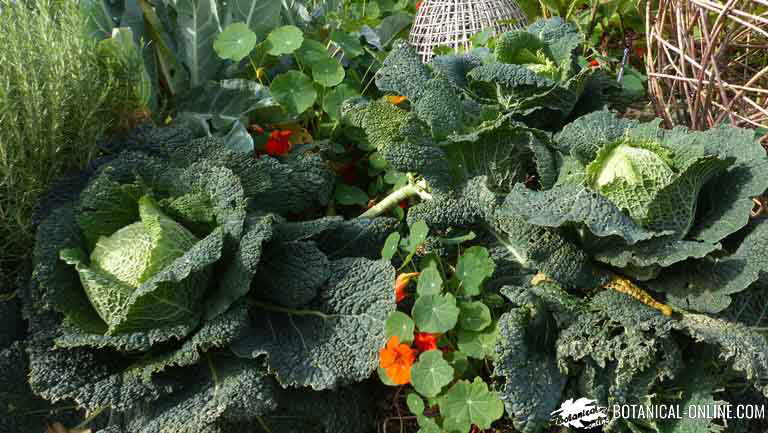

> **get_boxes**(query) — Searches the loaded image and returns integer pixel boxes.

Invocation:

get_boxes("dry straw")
[409,0,528,62]
[646,0,768,142]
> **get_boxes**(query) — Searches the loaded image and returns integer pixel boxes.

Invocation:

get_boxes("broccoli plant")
[22,124,398,432]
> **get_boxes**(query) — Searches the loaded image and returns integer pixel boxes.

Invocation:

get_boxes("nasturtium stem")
[357,179,432,219]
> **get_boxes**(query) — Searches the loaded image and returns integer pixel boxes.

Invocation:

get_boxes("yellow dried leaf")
[604,274,672,316]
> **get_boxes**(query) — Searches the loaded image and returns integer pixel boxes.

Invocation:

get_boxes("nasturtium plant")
[455,246,495,296]
[23,124,398,432]
[458,301,492,331]
[312,58,345,87]
[335,183,369,206]
[386,311,415,344]
[266,25,304,55]
[378,220,504,432]
[439,378,505,432]
[410,350,454,397]
[214,22,258,62]
[413,294,460,333]
[323,83,361,121]
[270,70,317,115]
[417,266,443,295]
[330,30,364,58]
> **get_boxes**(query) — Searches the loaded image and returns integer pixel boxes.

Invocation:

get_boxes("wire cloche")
[409,0,529,63]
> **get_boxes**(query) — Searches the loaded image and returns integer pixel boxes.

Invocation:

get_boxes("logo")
[551,398,609,429]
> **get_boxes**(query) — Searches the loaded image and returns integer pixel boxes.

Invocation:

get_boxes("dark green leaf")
[335,184,369,206]
[270,71,317,114]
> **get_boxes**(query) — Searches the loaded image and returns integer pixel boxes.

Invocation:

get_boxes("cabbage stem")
[357,179,432,219]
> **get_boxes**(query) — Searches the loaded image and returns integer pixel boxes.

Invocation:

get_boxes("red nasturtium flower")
[395,272,419,302]
[379,336,416,384]
[589,59,600,68]
[265,130,293,156]
[413,332,439,352]
[415,0,423,10]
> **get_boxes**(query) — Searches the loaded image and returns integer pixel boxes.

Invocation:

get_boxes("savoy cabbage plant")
[345,17,768,433]
[20,124,398,432]
[374,17,627,132]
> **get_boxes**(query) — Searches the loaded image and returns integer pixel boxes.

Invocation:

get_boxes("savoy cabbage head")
[467,17,628,130]
[23,124,397,432]
[501,110,768,306]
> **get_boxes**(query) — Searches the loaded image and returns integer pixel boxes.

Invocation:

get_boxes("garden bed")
[2,1,768,433]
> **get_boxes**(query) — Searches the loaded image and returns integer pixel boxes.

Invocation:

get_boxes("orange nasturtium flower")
[386,95,408,105]
[379,336,416,384]
[394,272,419,303]
[413,332,439,352]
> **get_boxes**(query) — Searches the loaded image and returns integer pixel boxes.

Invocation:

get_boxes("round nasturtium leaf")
[323,83,360,121]
[334,183,368,206]
[439,378,505,431]
[267,25,304,56]
[403,220,429,252]
[458,301,492,331]
[417,266,443,296]
[385,311,415,343]
[457,324,498,359]
[378,366,397,386]
[411,350,455,397]
[381,232,401,261]
[214,22,258,61]
[330,30,364,58]
[296,39,330,65]
[445,351,470,377]
[417,415,442,433]
[270,71,317,115]
[455,246,495,296]
[407,393,425,415]
[412,293,459,333]
[311,57,345,87]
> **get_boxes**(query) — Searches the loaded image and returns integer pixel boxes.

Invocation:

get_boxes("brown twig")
[648,0,768,131]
